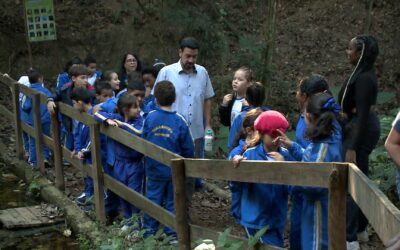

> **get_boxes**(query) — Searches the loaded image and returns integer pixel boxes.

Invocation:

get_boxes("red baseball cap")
[254,110,289,137]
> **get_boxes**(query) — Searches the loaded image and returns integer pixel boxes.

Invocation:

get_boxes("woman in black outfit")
[338,35,380,249]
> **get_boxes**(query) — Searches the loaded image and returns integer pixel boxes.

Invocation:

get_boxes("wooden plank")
[21,122,35,137]
[51,112,65,190]
[328,163,348,250]
[14,207,43,226]
[32,93,45,174]
[103,174,176,230]
[171,159,190,250]
[100,125,181,167]
[184,159,334,187]
[0,73,18,88]
[11,84,24,160]
[189,224,283,250]
[89,124,106,223]
[348,163,400,244]
[57,102,97,126]
[19,84,48,104]
[0,206,63,229]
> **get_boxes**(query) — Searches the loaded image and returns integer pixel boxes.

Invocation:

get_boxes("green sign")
[25,0,57,42]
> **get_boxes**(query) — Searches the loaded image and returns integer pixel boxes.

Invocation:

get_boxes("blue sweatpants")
[290,193,303,250]
[29,122,51,167]
[301,196,328,250]
[244,226,284,248]
[114,159,144,219]
[230,181,241,221]
[104,163,119,216]
[144,179,175,236]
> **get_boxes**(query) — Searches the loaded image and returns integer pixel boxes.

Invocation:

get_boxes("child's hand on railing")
[232,155,246,168]
[268,152,285,161]
[47,101,56,114]
[77,151,85,160]
[106,119,119,127]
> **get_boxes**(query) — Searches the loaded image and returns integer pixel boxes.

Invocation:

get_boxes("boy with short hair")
[143,80,195,238]
[70,87,97,205]
[94,80,113,104]
[84,55,102,86]
[21,68,52,169]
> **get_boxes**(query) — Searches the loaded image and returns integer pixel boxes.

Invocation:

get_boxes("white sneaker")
[346,241,360,250]
[357,230,369,243]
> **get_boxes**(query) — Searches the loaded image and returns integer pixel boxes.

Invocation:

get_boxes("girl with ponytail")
[338,35,380,249]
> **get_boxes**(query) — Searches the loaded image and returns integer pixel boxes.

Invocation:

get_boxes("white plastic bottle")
[204,128,213,152]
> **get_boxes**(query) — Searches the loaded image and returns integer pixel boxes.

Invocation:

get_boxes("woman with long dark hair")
[117,53,142,93]
[338,35,380,250]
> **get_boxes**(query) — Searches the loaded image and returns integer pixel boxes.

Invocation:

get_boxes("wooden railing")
[0,73,399,250]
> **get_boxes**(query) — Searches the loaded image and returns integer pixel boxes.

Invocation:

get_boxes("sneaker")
[75,192,88,205]
[62,160,71,166]
[346,241,360,250]
[44,159,51,168]
[169,238,178,245]
[357,230,369,243]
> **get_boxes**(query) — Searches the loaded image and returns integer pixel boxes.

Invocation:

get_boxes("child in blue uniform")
[290,74,331,250]
[70,87,97,204]
[94,94,144,225]
[228,108,263,222]
[233,110,294,248]
[143,80,194,238]
[228,82,269,151]
[277,93,342,250]
[84,55,102,86]
[21,69,52,168]
[18,75,31,159]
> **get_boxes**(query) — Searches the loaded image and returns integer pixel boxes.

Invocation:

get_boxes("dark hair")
[141,66,158,78]
[127,80,145,92]
[339,35,379,108]
[69,65,90,77]
[70,87,92,104]
[245,82,266,107]
[153,58,166,74]
[233,108,262,149]
[154,81,176,106]
[299,74,331,97]
[95,80,112,95]
[27,68,42,83]
[101,70,117,82]
[63,56,82,72]
[118,53,142,83]
[305,92,338,141]
[236,66,254,83]
[117,94,138,116]
[84,55,97,66]
[180,37,200,50]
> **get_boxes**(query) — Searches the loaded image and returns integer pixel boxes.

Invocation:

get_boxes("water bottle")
[204,128,213,152]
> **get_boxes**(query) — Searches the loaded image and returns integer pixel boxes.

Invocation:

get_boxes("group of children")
[19,53,344,248]
[219,69,343,249]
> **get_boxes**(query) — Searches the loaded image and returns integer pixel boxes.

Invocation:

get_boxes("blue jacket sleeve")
[21,95,32,113]
[288,142,305,161]
[228,115,243,151]
[73,124,81,152]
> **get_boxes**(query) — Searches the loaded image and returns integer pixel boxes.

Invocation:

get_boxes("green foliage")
[216,228,243,250]
[248,226,268,247]
[27,179,41,198]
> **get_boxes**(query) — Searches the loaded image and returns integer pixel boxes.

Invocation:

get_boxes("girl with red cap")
[233,110,294,248]
[277,92,342,250]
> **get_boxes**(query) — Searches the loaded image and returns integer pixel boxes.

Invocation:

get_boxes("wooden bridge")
[0,73,399,249]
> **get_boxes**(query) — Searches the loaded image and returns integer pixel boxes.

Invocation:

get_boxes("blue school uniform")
[238,143,293,248]
[227,106,270,151]
[56,72,70,91]
[94,111,144,219]
[290,113,309,250]
[142,109,194,236]
[288,123,342,250]
[228,139,246,222]
[21,83,52,167]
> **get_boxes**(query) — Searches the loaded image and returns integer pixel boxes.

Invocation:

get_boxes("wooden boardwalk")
[0,205,64,229]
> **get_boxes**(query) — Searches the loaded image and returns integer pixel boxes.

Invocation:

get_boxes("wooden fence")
[0,73,399,250]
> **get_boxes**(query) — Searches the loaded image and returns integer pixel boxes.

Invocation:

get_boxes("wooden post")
[51,111,64,190]
[171,159,190,250]
[89,123,106,223]
[11,83,24,160]
[32,93,45,174]
[328,163,348,249]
